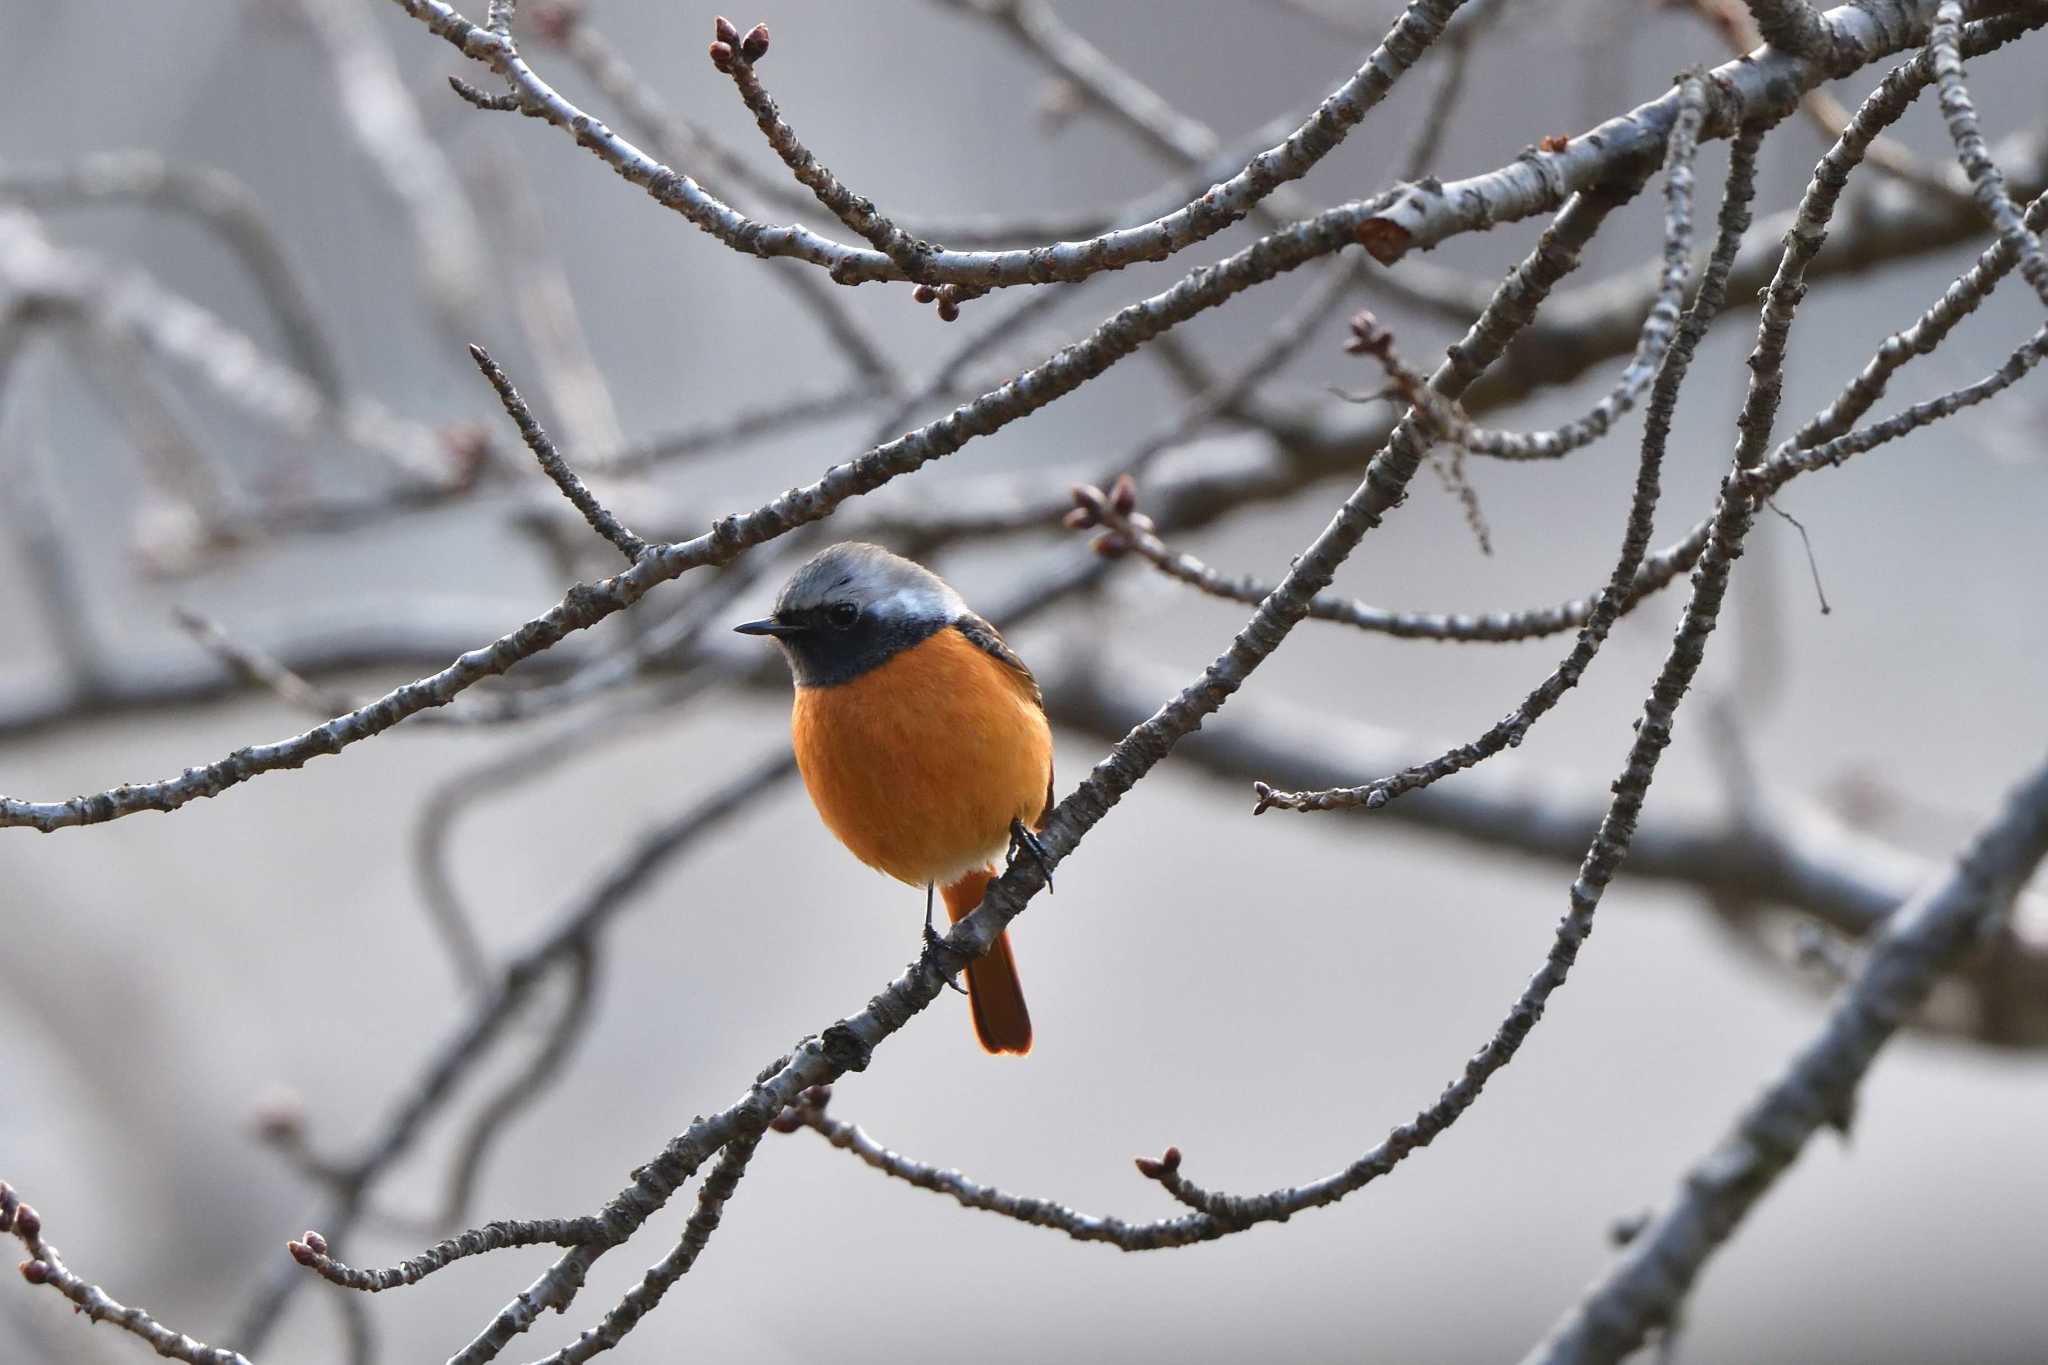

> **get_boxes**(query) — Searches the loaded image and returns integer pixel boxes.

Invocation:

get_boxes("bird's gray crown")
[774,542,966,625]
[748,543,969,687]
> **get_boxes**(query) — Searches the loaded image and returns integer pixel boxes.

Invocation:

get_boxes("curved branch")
[470,345,647,561]
[0,185,1374,831]
[1352,0,1950,262]
[791,1099,1247,1249]
[288,1217,604,1294]
[1,1184,251,1365]
[1258,99,1756,814]
[1257,21,2048,814]
[437,940,603,1231]
[0,152,345,400]
[1526,747,2048,1364]
[1930,2,2048,307]
[394,0,1462,288]
[441,181,1631,1365]
[530,1132,764,1365]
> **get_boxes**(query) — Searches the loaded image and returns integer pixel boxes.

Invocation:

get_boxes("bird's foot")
[922,917,969,996]
[1007,819,1054,892]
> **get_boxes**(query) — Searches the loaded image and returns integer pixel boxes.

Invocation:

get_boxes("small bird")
[735,543,1053,1055]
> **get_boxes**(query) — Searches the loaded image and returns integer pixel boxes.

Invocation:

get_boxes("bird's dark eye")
[828,602,860,629]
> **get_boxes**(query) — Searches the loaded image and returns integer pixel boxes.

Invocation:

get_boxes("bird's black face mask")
[734,604,948,687]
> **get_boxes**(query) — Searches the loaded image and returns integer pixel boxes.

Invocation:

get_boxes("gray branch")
[1524,746,2048,1364]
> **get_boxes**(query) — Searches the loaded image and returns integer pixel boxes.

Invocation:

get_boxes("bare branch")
[393,0,1463,287]
[1789,188,2048,449]
[790,1094,1251,1248]
[528,1132,763,1364]
[1354,2,2015,264]
[1258,28,2048,814]
[469,345,647,561]
[1929,1,2048,306]
[708,20,934,282]
[288,1217,605,1294]
[1741,0,1837,61]
[0,151,1377,830]
[1258,96,1757,813]
[533,7,900,381]
[1422,75,1715,463]
[0,151,345,400]
[296,0,492,344]
[1,1184,252,1365]
[0,209,456,489]
[173,608,355,718]
[233,747,796,1349]
[1526,746,2048,1363]
[437,941,602,1230]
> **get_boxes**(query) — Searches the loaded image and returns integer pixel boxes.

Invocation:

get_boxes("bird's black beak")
[733,617,797,638]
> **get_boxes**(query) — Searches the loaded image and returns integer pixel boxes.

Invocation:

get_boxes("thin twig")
[1422,75,1716,462]
[1354,4,2025,264]
[1256,25,2048,813]
[0,152,346,400]
[1526,746,2048,1364]
[1,1184,252,1365]
[710,22,935,282]
[396,0,1466,287]
[1929,1,2048,306]
[469,345,647,561]
[297,0,492,345]
[529,1132,764,1365]
[535,7,899,381]
[436,940,602,1230]
[0,152,1382,831]
[289,1217,605,1293]
[173,608,356,718]
[1256,88,1746,814]
[233,749,796,1350]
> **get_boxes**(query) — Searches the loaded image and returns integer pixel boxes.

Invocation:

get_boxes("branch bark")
[1525,746,2048,1364]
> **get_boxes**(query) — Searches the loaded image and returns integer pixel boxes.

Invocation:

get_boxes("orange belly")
[791,627,1052,887]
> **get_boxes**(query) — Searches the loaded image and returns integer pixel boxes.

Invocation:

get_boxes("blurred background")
[3,2,2045,1361]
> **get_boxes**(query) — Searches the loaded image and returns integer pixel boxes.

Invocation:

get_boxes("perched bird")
[735,543,1053,1055]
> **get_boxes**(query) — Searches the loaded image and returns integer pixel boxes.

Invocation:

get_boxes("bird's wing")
[953,613,1054,824]
[952,614,1042,708]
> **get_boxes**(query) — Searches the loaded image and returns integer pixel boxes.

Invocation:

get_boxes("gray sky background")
[2,3,2045,1362]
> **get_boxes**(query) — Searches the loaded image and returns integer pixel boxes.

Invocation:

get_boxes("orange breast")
[791,627,1052,888]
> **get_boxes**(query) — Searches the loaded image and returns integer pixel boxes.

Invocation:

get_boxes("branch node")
[449,75,522,112]
[820,1023,873,1073]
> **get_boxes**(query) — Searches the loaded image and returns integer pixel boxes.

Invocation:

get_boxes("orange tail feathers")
[941,869,1032,1056]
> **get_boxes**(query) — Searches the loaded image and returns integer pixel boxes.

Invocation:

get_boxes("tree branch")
[1,1184,251,1365]
[1525,744,2048,1364]
[0,171,1378,830]
[393,0,1461,287]
[469,345,647,561]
